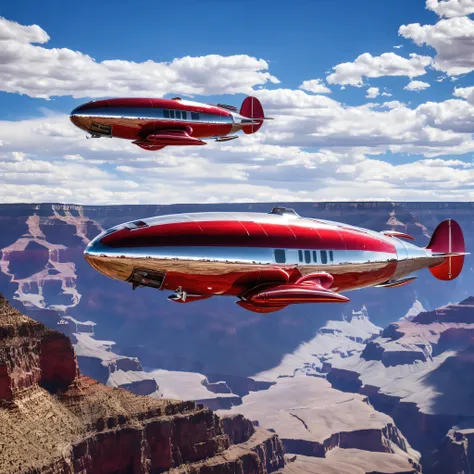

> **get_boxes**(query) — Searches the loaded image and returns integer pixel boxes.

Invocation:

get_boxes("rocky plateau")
[326,298,474,473]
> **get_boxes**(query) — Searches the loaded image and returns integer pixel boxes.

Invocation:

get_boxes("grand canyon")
[1,201,473,473]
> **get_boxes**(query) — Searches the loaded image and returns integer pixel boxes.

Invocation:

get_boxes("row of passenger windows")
[163,109,200,121]
[274,249,334,264]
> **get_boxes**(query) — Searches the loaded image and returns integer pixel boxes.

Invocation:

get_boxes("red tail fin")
[427,219,465,281]
[240,96,264,134]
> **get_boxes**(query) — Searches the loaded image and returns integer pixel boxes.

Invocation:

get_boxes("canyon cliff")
[326,298,474,472]
[0,293,285,474]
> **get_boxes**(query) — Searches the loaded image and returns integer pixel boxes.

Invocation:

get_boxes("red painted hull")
[83,209,463,313]
[101,220,396,253]
[70,97,266,149]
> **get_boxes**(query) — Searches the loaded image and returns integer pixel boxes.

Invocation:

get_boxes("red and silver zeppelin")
[70,96,269,151]
[84,207,467,314]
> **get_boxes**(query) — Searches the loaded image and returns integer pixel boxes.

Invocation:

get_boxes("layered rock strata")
[221,377,421,473]
[0,293,285,474]
[326,298,474,471]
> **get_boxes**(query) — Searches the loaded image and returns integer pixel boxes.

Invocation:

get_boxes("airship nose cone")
[84,229,117,273]
[84,252,102,274]
[84,233,105,272]
[84,226,136,283]
[70,104,88,129]
[70,113,80,127]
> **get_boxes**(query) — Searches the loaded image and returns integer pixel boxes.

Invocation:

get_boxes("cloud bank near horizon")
[1,2,474,205]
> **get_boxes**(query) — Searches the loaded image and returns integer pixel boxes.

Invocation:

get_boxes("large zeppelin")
[84,207,467,314]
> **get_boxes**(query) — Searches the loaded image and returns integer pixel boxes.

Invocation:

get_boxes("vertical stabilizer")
[240,96,264,134]
[427,219,465,281]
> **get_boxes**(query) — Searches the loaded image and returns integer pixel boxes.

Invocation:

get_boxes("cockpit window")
[132,220,148,228]
[191,112,200,120]
[321,250,328,264]
[269,206,299,217]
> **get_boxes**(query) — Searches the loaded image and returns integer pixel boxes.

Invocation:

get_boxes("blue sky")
[0,0,456,116]
[0,0,474,203]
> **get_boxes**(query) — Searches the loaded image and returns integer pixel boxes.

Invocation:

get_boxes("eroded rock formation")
[0,293,285,474]
[326,298,474,472]
[221,377,421,473]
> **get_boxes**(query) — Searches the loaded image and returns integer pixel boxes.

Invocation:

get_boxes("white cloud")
[326,52,432,86]
[299,79,331,94]
[366,87,380,98]
[337,157,474,191]
[426,0,474,18]
[63,154,85,161]
[381,101,405,109]
[1,102,474,204]
[256,88,474,151]
[454,85,474,103]
[0,17,279,99]
[404,80,431,91]
[394,45,404,49]
[2,14,474,204]
[417,99,474,133]
[400,16,474,76]
[0,17,49,43]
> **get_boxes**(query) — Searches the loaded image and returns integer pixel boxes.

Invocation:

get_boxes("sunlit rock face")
[326,298,474,472]
[0,293,285,474]
[0,208,96,312]
[220,377,421,473]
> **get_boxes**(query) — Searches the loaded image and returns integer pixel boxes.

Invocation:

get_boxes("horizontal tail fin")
[240,96,264,134]
[427,219,465,281]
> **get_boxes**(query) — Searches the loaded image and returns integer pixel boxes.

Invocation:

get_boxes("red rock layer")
[0,293,284,474]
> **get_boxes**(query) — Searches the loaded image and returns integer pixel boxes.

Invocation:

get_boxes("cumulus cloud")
[255,88,474,153]
[380,101,405,109]
[326,52,432,86]
[1,99,474,204]
[417,99,474,133]
[337,157,474,192]
[454,85,474,103]
[404,80,431,91]
[0,17,279,99]
[400,16,474,76]
[2,13,474,204]
[366,87,380,98]
[426,0,474,18]
[299,79,331,94]
[0,17,49,43]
